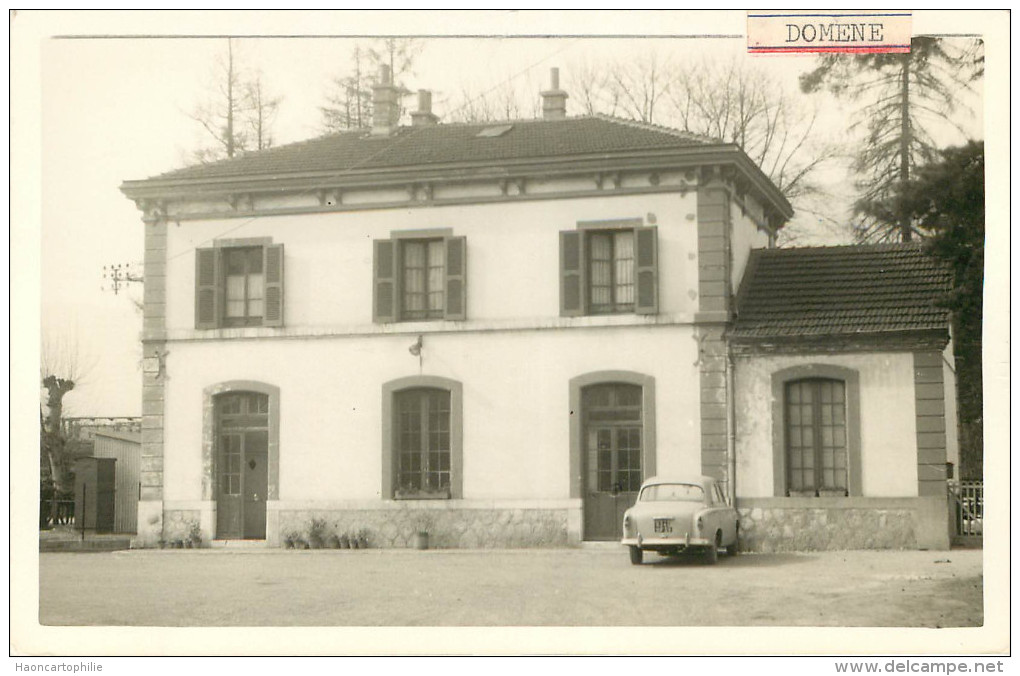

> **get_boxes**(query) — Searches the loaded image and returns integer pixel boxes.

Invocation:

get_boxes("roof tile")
[148,115,717,182]
[731,244,953,340]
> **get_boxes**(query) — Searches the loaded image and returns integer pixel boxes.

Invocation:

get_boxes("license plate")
[654,518,673,534]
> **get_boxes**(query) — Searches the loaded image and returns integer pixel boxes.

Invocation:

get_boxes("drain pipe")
[726,348,737,506]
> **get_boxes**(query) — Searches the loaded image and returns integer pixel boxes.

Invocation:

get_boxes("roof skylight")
[475,124,514,138]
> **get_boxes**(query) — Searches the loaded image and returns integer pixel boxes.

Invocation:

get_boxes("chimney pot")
[540,67,568,121]
[371,64,400,134]
[411,89,440,126]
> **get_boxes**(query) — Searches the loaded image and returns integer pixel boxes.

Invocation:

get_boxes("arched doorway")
[215,391,269,539]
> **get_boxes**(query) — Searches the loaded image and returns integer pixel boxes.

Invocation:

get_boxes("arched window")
[785,378,848,496]
[771,365,861,497]
[382,376,463,500]
[395,388,451,497]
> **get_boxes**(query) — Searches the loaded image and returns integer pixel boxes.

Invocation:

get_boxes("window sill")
[163,313,698,342]
[394,489,451,501]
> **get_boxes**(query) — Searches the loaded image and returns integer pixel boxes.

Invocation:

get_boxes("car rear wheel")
[704,533,720,564]
[629,546,643,565]
[725,525,739,556]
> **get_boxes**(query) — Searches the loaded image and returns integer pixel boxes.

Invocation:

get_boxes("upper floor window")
[373,235,466,323]
[560,224,658,317]
[589,230,636,314]
[401,239,445,320]
[224,247,265,326]
[195,241,284,329]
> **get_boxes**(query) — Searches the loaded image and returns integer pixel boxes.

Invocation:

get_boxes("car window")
[714,484,726,504]
[640,483,704,502]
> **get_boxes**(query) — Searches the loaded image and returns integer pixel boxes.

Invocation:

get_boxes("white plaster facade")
[734,352,920,498]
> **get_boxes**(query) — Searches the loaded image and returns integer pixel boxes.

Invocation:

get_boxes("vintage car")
[621,475,739,565]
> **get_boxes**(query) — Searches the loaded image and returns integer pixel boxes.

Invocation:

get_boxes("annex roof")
[731,244,953,341]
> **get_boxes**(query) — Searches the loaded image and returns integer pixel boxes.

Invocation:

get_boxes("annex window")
[784,378,848,497]
[560,224,657,316]
[195,242,284,329]
[373,235,466,322]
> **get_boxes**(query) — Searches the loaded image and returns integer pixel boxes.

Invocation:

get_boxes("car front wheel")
[629,546,643,565]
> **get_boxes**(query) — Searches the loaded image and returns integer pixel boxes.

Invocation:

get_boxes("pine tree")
[800,37,983,242]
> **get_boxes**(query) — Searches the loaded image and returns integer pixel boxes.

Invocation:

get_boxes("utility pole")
[102,262,143,295]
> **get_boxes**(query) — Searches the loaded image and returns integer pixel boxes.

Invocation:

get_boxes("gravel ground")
[39,548,982,627]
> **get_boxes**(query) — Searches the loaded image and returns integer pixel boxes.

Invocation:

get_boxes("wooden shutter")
[634,226,658,315]
[195,247,220,329]
[444,236,467,320]
[373,239,397,323]
[560,230,585,317]
[263,243,285,327]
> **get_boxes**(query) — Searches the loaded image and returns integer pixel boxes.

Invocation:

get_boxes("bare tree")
[606,51,672,124]
[189,39,282,162]
[667,57,836,203]
[565,57,620,117]
[243,72,281,151]
[445,76,541,123]
[40,331,93,525]
[321,39,422,132]
[320,45,373,132]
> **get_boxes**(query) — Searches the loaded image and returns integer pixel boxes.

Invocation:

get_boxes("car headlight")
[696,516,704,533]
[623,513,632,535]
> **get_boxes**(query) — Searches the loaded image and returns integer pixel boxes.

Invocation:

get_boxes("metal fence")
[40,499,75,528]
[948,480,983,537]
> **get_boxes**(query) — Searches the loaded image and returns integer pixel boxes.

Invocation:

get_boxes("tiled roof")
[148,115,718,182]
[731,244,952,340]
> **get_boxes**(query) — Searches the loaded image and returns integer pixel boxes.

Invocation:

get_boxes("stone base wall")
[131,500,164,548]
[163,509,201,542]
[738,506,916,552]
[277,507,570,549]
[735,496,951,552]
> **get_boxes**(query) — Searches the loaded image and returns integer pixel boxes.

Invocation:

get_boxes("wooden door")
[583,384,642,541]
[242,430,268,539]
[216,393,269,539]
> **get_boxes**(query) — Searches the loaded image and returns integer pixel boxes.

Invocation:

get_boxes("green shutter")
[263,243,284,327]
[444,236,467,320]
[560,230,585,317]
[373,239,397,323]
[635,226,658,315]
[195,247,220,329]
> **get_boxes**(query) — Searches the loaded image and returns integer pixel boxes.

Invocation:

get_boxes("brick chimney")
[372,64,401,135]
[540,67,568,120]
[410,90,439,126]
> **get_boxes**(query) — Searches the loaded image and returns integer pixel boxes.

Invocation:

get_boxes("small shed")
[93,429,141,533]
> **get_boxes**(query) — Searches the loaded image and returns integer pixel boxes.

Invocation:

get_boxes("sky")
[20,11,995,419]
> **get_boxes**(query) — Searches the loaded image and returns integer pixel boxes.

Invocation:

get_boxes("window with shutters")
[560,225,657,317]
[373,235,466,323]
[195,242,284,329]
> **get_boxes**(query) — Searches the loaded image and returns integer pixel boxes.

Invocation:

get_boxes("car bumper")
[621,535,712,549]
